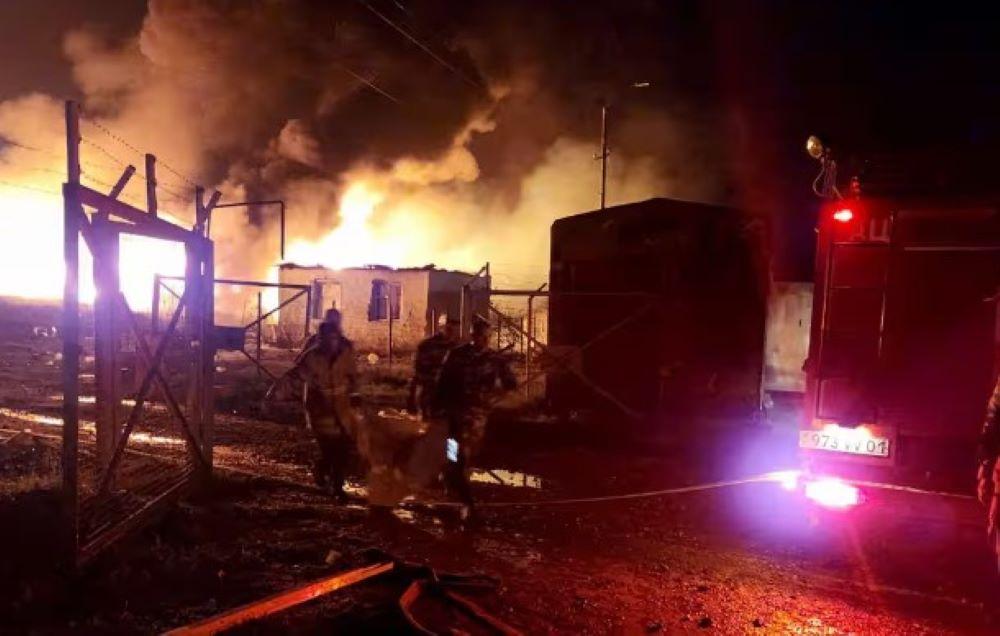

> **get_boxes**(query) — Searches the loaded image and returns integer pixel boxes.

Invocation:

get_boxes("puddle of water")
[470,468,543,489]
[393,508,416,522]
[130,432,185,446]
[47,395,139,407]
[0,408,183,448]
[0,407,64,428]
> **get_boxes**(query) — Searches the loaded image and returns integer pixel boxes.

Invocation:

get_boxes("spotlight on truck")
[803,477,862,510]
[806,135,825,160]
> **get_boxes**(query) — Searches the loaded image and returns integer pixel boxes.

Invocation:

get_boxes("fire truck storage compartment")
[881,246,999,439]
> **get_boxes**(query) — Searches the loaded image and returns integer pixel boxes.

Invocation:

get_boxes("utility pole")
[596,83,648,211]
[598,102,609,210]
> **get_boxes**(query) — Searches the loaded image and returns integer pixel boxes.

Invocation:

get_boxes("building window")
[368,279,401,321]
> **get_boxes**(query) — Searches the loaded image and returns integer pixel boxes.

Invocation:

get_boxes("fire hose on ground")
[161,556,522,636]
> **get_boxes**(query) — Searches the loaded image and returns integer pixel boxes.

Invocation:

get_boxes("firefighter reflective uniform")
[433,342,517,509]
[288,334,359,496]
[410,332,456,418]
[978,376,1000,536]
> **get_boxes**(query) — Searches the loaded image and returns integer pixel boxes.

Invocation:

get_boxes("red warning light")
[832,208,854,223]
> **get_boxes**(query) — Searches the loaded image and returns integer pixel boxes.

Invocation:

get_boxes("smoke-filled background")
[0,0,737,309]
[1,0,997,307]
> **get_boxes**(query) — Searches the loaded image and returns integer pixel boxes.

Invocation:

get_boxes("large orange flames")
[0,184,188,308]
[0,177,434,309]
[285,182,397,270]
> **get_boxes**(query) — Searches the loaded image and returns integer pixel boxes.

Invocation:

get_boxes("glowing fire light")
[0,188,187,306]
[803,477,861,509]
[767,469,801,491]
[820,422,873,442]
[765,468,862,509]
[286,182,400,269]
[0,190,72,299]
[832,208,854,223]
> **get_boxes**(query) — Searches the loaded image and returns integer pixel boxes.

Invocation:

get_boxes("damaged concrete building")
[277,264,490,352]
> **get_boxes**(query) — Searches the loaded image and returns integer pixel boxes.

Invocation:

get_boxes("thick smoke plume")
[0,0,732,306]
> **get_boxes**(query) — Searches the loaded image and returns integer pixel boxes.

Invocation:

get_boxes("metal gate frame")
[154,275,311,380]
[477,289,656,420]
[61,100,219,565]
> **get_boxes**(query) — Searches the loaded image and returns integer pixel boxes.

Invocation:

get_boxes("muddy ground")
[1,297,998,635]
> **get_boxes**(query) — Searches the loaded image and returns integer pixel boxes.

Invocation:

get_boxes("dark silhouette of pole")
[597,83,649,210]
[256,292,263,378]
[599,103,609,210]
[145,154,157,217]
[387,293,394,365]
[63,100,82,542]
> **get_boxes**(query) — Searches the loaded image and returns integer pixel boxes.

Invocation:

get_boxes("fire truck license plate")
[799,430,890,457]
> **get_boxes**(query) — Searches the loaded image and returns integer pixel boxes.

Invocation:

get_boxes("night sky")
[0,1,146,99]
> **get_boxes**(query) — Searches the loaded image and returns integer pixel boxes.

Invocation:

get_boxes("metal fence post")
[387,293,394,365]
[62,101,82,559]
[152,274,161,333]
[257,291,263,377]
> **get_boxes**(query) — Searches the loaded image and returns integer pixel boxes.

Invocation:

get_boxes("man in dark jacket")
[407,317,460,418]
[433,316,516,520]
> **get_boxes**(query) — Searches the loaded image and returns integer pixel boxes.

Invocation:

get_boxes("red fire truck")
[800,179,1000,491]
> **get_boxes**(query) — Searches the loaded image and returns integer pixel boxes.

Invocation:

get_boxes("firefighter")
[978,375,1000,546]
[407,317,461,418]
[279,308,361,501]
[433,316,517,522]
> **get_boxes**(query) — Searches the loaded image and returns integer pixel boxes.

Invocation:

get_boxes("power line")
[0,156,152,200]
[334,62,402,105]
[0,179,61,197]
[2,138,121,173]
[355,0,484,90]
[0,171,191,227]
[157,159,198,189]
[82,137,131,169]
[153,179,191,201]
[0,162,63,177]
[0,140,62,160]
[389,0,414,19]
[77,139,194,202]
[80,172,116,190]
[81,172,193,217]
[82,118,200,188]
[83,119,145,159]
